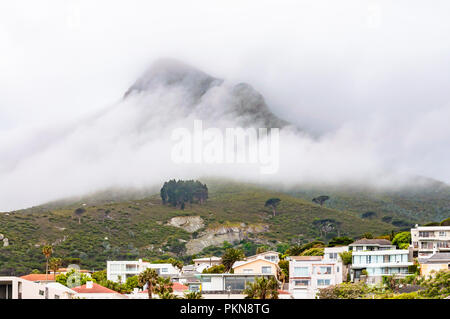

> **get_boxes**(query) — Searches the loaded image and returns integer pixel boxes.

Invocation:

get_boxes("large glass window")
[317,279,331,286]
[318,266,332,274]
[224,277,254,291]
[293,267,309,277]
[294,280,309,287]
[261,266,272,274]
[110,264,124,272]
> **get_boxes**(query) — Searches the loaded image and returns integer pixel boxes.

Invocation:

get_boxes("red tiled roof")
[71,283,118,294]
[140,282,188,293]
[20,274,56,281]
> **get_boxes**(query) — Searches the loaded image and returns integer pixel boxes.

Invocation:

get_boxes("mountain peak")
[124,58,222,98]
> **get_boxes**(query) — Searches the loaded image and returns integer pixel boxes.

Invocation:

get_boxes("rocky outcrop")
[185,224,269,255]
[0,234,9,247]
[167,216,205,233]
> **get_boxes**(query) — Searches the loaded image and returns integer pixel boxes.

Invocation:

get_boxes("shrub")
[317,282,368,299]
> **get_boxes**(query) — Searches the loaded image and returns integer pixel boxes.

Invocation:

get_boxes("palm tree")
[42,245,53,281]
[138,268,159,299]
[243,276,279,299]
[221,248,245,272]
[49,257,62,277]
[154,276,173,298]
[184,291,203,299]
[278,269,288,290]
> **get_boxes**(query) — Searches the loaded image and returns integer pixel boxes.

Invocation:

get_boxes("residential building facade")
[196,273,276,294]
[419,252,450,277]
[0,277,76,299]
[288,247,347,299]
[107,259,180,283]
[351,249,413,284]
[233,257,279,276]
[349,239,396,251]
[411,225,450,258]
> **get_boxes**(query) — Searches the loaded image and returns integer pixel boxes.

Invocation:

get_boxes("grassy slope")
[0,180,401,276]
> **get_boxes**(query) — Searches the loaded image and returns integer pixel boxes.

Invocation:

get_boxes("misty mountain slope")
[124,58,290,128]
[1,58,449,213]
[0,59,295,211]
[0,180,396,275]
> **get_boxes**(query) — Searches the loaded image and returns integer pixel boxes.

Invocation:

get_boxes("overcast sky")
[1,1,450,209]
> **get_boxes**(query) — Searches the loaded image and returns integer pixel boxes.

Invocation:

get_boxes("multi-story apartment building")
[351,249,412,284]
[411,225,450,258]
[107,259,180,283]
[288,247,347,299]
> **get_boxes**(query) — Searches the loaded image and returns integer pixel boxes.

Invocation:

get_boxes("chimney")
[86,281,94,289]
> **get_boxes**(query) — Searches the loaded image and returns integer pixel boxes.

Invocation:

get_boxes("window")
[317,279,331,286]
[261,266,272,274]
[160,268,168,273]
[294,280,309,287]
[243,269,253,273]
[264,255,277,262]
[39,290,45,296]
[366,255,372,264]
[126,264,137,271]
[419,231,432,238]
[318,267,332,274]
[201,277,211,283]
[224,277,253,291]
[110,264,124,272]
[189,285,200,292]
[438,241,450,248]
[293,267,309,277]
[439,231,446,237]
[328,253,338,259]
[421,242,433,249]
[337,266,340,272]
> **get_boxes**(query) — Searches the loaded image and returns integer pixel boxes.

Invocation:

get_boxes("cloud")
[1,1,450,210]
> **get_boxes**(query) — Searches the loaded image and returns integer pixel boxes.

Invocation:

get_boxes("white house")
[351,249,413,284]
[107,259,180,283]
[0,276,76,299]
[246,251,280,263]
[411,225,450,258]
[192,256,222,268]
[288,247,346,299]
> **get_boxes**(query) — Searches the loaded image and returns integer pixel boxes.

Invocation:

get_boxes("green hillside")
[0,179,448,276]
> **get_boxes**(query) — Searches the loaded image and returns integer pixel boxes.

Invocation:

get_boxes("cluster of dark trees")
[160,179,208,209]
